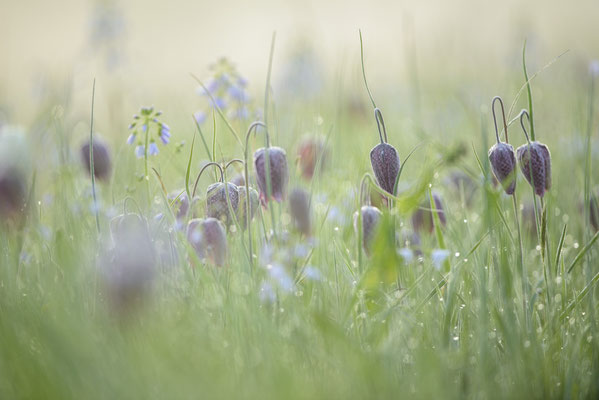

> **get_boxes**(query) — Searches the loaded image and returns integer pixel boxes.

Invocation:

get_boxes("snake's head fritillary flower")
[254,146,289,206]
[236,185,259,230]
[353,205,382,256]
[488,142,517,195]
[517,141,551,197]
[81,139,112,181]
[205,182,239,227]
[186,217,228,266]
[370,142,400,195]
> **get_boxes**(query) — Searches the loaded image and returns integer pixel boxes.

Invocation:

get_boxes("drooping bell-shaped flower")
[487,97,517,195]
[236,185,259,230]
[81,138,112,181]
[516,109,551,197]
[353,205,382,255]
[186,217,228,266]
[205,182,239,226]
[254,146,289,205]
[370,142,400,195]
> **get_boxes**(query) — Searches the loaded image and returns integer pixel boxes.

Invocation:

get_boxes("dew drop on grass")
[452,336,459,341]
[524,340,531,348]
[574,242,580,249]
[454,252,460,257]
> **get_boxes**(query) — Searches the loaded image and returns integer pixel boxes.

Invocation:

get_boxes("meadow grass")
[1,37,599,400]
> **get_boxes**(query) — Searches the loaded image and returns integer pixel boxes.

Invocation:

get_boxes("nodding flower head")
[412,192,446,234]
[288,187,311,236]
[205,182,239,227]
[489,142,517,195]
[297,136,328,180]
[168,190,190,221]
[370,142,400,195]
[254,146,289,205]
[354,205,382,255]
[81,139,112,181]
[488,96,516,195]
[236,185,259,230]
[186,217,228,266]
[516,110,551,197]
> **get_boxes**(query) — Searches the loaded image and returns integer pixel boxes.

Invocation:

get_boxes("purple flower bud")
[236,185,259,230]
[288,187,311,236]
[370,143,400,195]
[0,167,27,219]
[141,124,147,132]
[168,190,190,221]
[254,146,289,205]
[353,205,382,255]
[516,141,551,197]
[205,182,239,227]
[81,139,112,181]
[186,218,227,266]
[412,192,446,234]
[488,142,516,195]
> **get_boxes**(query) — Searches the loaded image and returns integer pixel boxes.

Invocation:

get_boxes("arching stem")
[492,96,508,143]
[192,162,223,198]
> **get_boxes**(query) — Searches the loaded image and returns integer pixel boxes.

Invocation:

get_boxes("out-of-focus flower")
[254,147,289,205]
[431,249,450,270]
[80,138,111,181]
[0,126,31,221]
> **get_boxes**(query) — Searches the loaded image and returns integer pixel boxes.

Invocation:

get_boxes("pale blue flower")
[398,248,414,264]
[148,142,159,156]
[259,281,276,303]
[303,266,322,281]
[135,145,145,158]
[210,97,227,110]
[431,249,450,270]
[141,124,147,132]
[268,263,294,292]
[228,85,247,102]
[127,133,136,145]
[194,111,206,124]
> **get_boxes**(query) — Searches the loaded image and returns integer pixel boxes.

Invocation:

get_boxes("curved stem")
[359,29,377,109]
[225,159,244,172]
[192,162,224,198]
[374,108,388,144]
[519,109,532,143]
[492,96,508,143]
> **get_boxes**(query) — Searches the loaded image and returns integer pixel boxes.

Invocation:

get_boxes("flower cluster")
[194,58,253,124]
[127,106,170,158]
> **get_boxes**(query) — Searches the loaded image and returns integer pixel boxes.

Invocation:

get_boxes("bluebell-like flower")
[135,145,145,158]
[194,111,206,124]
[141,124,147,132]
[159,123,171,144]
[148,142,159,156]
[127,133,136,145]
[210,97,227,110]
[228,85,247,102]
